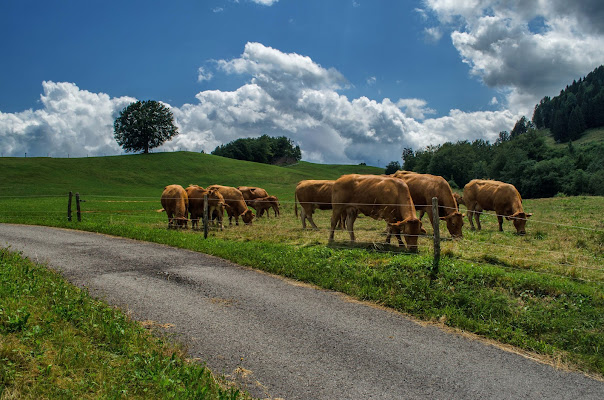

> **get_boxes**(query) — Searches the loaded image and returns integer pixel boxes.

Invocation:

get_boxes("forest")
[532,65,604,142]
[211,134,302,165]
[399,129,604,198]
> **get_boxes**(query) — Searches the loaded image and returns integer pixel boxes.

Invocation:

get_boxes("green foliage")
[401,128,604,198]
[212,135,301,165]
[384,160,401,175]
[114,100,179,154]
[532,65,604,142]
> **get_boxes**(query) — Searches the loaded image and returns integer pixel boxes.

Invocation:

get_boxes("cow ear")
[526,213,533,218]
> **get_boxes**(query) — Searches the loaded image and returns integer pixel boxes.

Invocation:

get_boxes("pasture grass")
[1,152,603,378]
[0,247,249,399]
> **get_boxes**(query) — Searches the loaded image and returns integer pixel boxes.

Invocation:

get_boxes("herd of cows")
[159,171,533,252]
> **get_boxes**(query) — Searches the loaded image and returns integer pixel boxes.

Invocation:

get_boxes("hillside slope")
[0,152,383,198]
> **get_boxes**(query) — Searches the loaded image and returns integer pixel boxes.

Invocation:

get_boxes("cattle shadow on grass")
[326,241,414,254]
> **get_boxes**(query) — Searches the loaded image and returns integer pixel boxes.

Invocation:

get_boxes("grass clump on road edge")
[0,247,249,399]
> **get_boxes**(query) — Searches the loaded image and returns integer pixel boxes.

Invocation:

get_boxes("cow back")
[295,180,335,210]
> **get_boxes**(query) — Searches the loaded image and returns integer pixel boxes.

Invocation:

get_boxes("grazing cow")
[238,186,269,206]
[207,185,255,225]
[294,180,337,229]
[160,184,189,229]
[185,185,226,230]
[329,174,423,252]
[247,195,280,218]
[392,171,464,238]
[463,179,532,234]
[453,193,465,209]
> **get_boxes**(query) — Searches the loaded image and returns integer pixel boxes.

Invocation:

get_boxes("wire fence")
[1,193,602,284]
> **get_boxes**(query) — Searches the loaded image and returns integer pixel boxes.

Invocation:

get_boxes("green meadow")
[1,152,603,396]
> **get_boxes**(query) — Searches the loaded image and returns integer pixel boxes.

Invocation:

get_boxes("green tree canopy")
[384,161,401,175]
[114,100,179,154]
[211,135,301,165]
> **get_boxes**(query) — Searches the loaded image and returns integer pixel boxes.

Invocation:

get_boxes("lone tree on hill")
[114,100,179,154]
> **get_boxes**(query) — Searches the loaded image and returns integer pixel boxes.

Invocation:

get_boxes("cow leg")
[497,215,504,231]
[467,206,476,230]
[345,209,357,242]
[475,210,482,231]
[329,208,343,241]
[167,211,174,229]
[300,208,308,229]
[418,210,425,220]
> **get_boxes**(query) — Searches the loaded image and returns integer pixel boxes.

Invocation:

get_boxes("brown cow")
[185,185,226,230]
[463,179,532,234]
[294,180,336,229]
[392,171,464,238]
[238,186,269,205]
[453,193,465,209]
[207,185,255,225]
[329,174,423,252]
[160,184,189,229]
[247,195,280,218]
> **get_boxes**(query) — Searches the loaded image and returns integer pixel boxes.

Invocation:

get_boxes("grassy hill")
[542,127,604,148]
[0,152,382,198]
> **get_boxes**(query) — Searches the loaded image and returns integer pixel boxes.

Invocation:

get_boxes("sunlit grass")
[1,153,603,378]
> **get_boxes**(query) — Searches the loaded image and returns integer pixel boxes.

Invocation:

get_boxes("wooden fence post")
[67,192,73,221]
[76,193,82,222]
[431,197,440,278]
[203,194,209,239]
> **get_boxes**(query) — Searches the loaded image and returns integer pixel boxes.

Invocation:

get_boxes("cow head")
[388,217,422,253]
[440,212,464,238]
[507,211,532,235]
[241,209,255,225]
[208,188,226,208]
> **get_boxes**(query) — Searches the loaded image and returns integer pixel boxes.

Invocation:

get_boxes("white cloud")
[396,98,436,120]
[366,76,376,86]
[0,81,134,157]
[489,96,498,105]
[423,27,443,42]
[423,0,604,116]
[197,67,213,82]
[250,0,279,6]
[0,43,519,164]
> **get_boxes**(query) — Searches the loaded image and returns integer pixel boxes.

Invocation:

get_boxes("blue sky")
[1,0,603,165]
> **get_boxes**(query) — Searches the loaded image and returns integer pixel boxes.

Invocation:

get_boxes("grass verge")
[0,247,250,399]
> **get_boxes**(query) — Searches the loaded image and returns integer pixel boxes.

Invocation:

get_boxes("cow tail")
[294,192,298,218]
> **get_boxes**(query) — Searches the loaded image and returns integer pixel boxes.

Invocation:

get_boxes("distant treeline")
[401,130,604,198]
[212,135,302,165]
[533,65,604,143]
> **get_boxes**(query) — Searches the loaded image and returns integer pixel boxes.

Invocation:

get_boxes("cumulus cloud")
[421,0,604,115]
[0,81,134,157]
[0,43,519,164]
[167,43,518,164]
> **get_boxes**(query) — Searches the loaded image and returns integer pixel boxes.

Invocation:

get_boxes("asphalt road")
[1,224,602,399]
